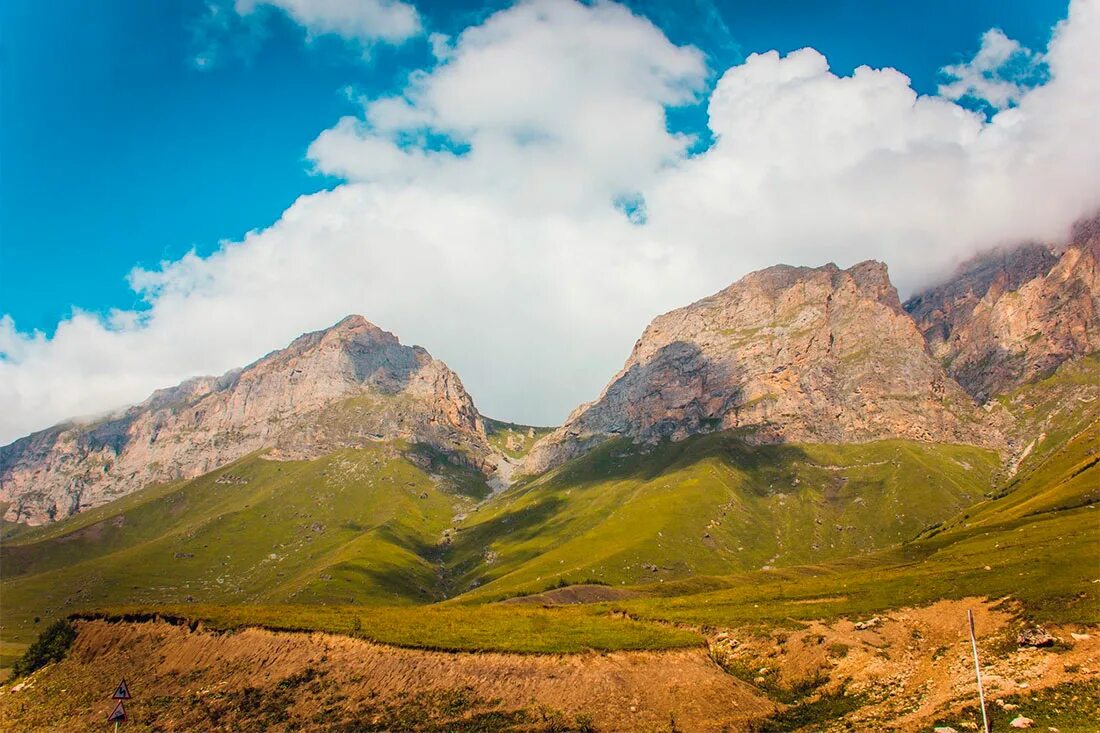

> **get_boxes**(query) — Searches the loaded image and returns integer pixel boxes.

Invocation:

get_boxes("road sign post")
[968,609,991,733]
[109,678,132,731]
[112,679,132,700]
[107,699,127,731]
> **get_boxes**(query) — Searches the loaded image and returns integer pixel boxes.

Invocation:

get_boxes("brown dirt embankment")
[3,598,1096,731]
[708,597,1100,730]
[0,619,770,732]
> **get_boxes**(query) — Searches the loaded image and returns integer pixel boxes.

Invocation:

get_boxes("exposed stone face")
[524,261,996,474]
[904,244,1059,353]
[905,227,1100,400]
[0,316,489,525]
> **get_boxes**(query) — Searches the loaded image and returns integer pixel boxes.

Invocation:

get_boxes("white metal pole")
[968,609,991,733]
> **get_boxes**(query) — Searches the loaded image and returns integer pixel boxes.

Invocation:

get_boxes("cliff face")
[905,228,1100,401]
[524,261,996,474]
[904,244,1059,355]
[0,316,490,524]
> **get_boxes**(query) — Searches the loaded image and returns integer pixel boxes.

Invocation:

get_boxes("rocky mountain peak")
[523,260,996,474]
[905,219,1099,400]
[1,316,490,525]
[309,314,394,346]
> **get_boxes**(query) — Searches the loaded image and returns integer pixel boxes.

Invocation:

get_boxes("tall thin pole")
[968,609,991,733]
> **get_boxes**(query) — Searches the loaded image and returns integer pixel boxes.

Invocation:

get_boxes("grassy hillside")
[444,435,1000,602]
[3,357,1095,663]
[0,442,487,645]
[483,417,555,459]
[71,602,700,653]
[610,359,1100,629]
[18,402,1091,657]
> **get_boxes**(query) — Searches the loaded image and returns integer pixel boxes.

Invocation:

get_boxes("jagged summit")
[523,259,996,474]
[905,223,1100,400]
[1,315,490,524]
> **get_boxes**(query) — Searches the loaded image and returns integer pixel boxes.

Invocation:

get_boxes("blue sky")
[3,0,1097,443]
[1,0,1070,334]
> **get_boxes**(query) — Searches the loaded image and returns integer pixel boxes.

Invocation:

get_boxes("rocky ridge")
[0,316,491,524]
[905,225,1100,400]
[7,225,1098,523]
[523,260,999,474]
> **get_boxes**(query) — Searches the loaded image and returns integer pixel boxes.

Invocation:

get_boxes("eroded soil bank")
[1,598,1097,731]
[0,619,768,732]
[706,598,1099,730]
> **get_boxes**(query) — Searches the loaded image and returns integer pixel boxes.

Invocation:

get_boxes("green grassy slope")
[0,443,487,644]
[71,602,701,653]
[3,358,1094,659]
[21,394,1091,655]
[444,435,1000,602]
[615,503,1096,629]
[483,417,554,459]
[610,358,1100,628]
[961,354,1100,526]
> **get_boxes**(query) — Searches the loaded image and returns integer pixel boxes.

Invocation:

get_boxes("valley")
[1,234,1098,731]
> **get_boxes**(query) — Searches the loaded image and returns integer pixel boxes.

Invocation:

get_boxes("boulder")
[1017,626,1055,647]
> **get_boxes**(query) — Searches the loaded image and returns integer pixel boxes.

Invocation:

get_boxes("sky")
[1,0,1098,444]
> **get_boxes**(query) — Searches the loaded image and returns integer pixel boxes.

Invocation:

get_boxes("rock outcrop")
[905,225,1100,400]
[0,316,490,524]
[524,261,996,474]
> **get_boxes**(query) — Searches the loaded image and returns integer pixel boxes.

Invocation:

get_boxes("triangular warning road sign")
[112,679,132,700]
[107,700,127,722]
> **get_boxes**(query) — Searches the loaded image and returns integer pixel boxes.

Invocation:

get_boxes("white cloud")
[939,28,1044,109]
[3,0,1100,444]
[236,0,421,43]
[307,0,706,211]
[191,0,421,68]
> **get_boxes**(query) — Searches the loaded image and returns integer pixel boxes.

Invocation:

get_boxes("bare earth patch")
[3,598,1096,731]
[0,620,770,731]
[709,597,1100,731]
[499,584,641,605]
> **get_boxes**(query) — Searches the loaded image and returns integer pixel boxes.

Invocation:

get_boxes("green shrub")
[11,619,77,678]
[574,712,597,732]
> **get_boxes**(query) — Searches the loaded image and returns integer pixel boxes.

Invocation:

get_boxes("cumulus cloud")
[939,28,1045,109]
[236,0,422,43]
[307,0,705,210]
[3,0,1100,444]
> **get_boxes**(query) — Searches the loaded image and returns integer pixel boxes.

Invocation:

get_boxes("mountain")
[0,316,492,525]
[4,249,1098,732]
[0,442,493,643]
[905,223,1100,401]
[3,358,1095,732]
[524,260,997,474]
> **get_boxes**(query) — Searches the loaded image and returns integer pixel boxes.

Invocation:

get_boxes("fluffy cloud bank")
[3,0,1100,444]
